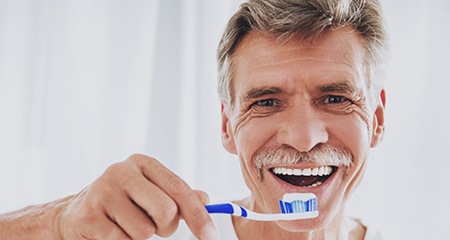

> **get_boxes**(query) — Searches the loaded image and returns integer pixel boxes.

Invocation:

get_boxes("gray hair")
[217,0,388,107]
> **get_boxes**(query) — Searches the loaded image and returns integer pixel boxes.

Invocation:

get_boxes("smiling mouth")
[270,166,337,187]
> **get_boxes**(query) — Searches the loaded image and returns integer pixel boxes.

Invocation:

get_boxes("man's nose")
[276,104,329,152]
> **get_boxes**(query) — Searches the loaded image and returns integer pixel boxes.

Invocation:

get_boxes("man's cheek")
[234,116,281,169]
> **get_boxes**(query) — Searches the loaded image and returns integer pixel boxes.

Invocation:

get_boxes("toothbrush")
[205,193,318,221]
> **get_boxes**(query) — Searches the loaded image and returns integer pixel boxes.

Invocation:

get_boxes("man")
[0,0,387,239]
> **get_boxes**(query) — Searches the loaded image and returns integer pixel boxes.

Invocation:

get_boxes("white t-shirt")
[151,215,388,240]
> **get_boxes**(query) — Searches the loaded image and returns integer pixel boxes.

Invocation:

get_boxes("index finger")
[136,155,216,240]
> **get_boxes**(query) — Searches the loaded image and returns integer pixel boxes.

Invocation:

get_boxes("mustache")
[254,144,353,179]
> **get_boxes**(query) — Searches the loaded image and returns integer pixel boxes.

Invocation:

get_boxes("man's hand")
[55,154,216,239]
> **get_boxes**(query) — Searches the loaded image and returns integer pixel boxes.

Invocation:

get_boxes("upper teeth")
[272,166,333,176]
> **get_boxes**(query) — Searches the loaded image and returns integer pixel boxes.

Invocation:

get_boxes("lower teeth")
[308,181,322,188]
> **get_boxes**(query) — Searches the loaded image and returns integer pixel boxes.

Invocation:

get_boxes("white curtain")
[0,0,449,239]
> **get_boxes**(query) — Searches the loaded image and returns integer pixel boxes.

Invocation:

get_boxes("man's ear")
[221,103,237,154]
[370,89,386,148]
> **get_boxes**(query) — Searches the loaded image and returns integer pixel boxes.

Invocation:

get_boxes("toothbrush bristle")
[279,193,318,214]
[279,198,317,213]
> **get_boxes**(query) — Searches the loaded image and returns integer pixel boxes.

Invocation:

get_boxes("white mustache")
[254,144,353,179]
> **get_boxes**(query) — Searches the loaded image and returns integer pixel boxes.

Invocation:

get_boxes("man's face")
[221,28,385,231]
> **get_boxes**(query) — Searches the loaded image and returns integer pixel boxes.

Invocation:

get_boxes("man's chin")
[275,215,328,232]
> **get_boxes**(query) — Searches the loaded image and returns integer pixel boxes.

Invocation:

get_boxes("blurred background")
[0,0,449,239]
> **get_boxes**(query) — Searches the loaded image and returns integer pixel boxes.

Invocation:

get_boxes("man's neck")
[231,197,366,240]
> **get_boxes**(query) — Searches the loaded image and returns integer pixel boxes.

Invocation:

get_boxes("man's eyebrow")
[241,87,283,102]
[316,82,357,94]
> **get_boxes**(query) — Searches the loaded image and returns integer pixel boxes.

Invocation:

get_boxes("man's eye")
[255,99,275,107]
[325,95,347,104]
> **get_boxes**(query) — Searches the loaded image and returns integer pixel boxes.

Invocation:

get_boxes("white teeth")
[287,168,293,175]
[309,181,323,188]
[318,166,324,176]
[302,168,312,176]
[325,166,332,175]
[272,166,334,177]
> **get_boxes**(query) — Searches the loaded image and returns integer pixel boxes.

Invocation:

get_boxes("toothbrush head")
[279,193,318,215]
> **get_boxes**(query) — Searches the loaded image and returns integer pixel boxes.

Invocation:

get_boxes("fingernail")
[201,223,216,240]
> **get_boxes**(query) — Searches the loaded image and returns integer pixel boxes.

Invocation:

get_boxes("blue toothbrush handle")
[205,203,248,217]
[205,203,235,214]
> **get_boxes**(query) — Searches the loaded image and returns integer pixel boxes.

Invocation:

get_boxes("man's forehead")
[231,29,368,101]
[233,29,366,65]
